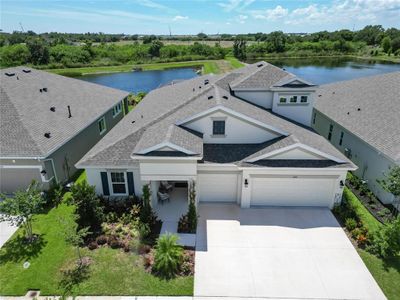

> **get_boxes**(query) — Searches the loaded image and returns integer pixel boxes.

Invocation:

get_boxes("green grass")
[0,202,193,296]
[343,187,382,233]
[358,249,400,300]
[202,61,220,74]
[225,56,245,68]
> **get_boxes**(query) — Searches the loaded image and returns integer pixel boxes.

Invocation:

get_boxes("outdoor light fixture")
[340,180,344,188]
[40,170,47,175]
[244,179,248,187]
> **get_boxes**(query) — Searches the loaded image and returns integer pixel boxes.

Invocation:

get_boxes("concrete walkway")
[0,217,18,248]
[194,204,386,300]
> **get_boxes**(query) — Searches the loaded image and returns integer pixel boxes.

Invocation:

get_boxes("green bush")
[367,217,400,258]
[345,218,358,231]
[153,234,183,278]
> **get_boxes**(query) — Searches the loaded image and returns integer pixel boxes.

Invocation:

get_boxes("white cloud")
[218,0,255,12]
[173,15,189,21]
[131,0,177,13]
[252,5,288,20]
[237,14,248,24]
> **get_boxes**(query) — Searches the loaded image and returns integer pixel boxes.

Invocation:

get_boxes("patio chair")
[161,181,173,192]
[157,191,170,205]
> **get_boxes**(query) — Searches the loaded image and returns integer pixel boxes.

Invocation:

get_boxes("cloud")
[252,5,288,20]
[131,0,177,13]
[237,14,248,24]
[218,0,255,12]
[173,15,189,21]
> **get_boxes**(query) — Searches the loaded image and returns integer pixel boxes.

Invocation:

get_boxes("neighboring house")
[77,61,356,209]
[0,67,129,193]
[313,72,400,205]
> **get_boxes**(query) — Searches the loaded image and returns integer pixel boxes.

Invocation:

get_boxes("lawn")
[0,200,193,296]
[225,56,245,68]
[342,187,399,300]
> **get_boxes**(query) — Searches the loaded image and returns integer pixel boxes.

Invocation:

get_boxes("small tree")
[69,181,104,231]
[381,36,392,53]
[154,234,183,278]
[140,184,153,225]
[0,181,45,242]
[60,214,90,266]
[187,181,198,233]
[378,166,400,214]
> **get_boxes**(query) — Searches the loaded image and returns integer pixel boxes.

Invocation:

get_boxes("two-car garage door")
[250,176,335,207]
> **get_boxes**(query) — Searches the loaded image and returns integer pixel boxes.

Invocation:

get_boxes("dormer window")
[290,96,298,103]
[279,97,287,103]
[300,96,308,103]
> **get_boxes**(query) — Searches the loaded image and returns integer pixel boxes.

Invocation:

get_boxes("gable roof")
[0,67,129,158]
[77,62,354,169]
[314,72,400,163]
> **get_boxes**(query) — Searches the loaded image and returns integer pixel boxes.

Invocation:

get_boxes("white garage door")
[251,176,335,207]
[198,172,238,202]
[0,167,42,193]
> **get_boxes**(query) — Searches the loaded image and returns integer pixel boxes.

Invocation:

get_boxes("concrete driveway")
[194,204,386,299]
[0,217,18,248]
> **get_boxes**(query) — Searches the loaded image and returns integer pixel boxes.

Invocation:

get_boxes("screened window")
[279,97,287,103]
[113,102,122,117]
[213,120,225,135]
[300,96,308,103]
[290,96,298,103]
[328,124,334,141]
[110,172,126,194]
[98,117,106,135]
[339,131,344,146]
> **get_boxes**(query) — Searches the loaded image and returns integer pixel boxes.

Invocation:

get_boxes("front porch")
[152,181,196,247]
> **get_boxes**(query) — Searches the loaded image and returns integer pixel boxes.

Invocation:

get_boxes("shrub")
[96,235,108,245]
[178,181,198,233]
[69,181,104,231]
[377,208,390,217]
[88,241,98,250]
[138,244,151,255]
[108,236,120,249]
[345,218,357,231]
[367,217,400,258]
[351,228,363,239]
[153,234,183,278]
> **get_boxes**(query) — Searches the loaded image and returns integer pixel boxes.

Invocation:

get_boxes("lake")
[79,67,199,93]
[79,58,400,93]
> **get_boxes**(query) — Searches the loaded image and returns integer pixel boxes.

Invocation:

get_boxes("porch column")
[241,170,251,208]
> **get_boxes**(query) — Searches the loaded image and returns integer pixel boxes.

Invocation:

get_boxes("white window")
[110,172,127,194]
[300,95,308,103]
[279,97,287,103]
[290,96,298,103]
[113,102,122,117]
[98,117,106,135]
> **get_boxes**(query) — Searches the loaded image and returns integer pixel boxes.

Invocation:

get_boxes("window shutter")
[100,172,110,196]
[127,172,135,195]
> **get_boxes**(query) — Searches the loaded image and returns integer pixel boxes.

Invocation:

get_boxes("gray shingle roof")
[1,67,129,158]
[314,72,400,163]
[77,62,354,169]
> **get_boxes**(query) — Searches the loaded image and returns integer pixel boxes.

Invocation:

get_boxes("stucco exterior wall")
[184,111,280,144]
[48,104,124,184]
[312,109,395,204]
[234,91,273,109]
[272,92,314,126]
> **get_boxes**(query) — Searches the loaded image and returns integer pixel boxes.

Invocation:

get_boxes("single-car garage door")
[198,172,239,202]
[0,167,42,193]
[251,176,336,207]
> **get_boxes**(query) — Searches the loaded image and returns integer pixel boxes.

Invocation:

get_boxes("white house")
[313,72,400,205]
[76,62,356,209]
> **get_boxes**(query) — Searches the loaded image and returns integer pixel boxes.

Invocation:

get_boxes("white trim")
[274,76,316,87]
[108,171,128,196]
[135,142,197,155]
[0,156,44,160]
[176,105,288,136]
[130,155,201,161]
[42,158,59,183]
[246,143,347,163]
[112,101,122,118]
[98,116,107,135]
[239,166,357,171]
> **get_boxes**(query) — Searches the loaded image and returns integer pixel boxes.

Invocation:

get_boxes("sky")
[1,0,400,35]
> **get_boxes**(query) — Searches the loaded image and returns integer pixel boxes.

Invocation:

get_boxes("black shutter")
[127,172,135,195]
[100,172,110,196]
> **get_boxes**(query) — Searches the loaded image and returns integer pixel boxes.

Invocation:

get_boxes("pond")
[79,67,199,93]
[250,57,400,85]
[78,58,400,93]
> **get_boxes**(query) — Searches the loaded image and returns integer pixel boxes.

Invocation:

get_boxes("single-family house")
[0,67,129,193]
[77,62,356,209]
[313,72,400,205]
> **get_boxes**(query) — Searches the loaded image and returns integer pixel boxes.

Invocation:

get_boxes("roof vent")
[257,63,263,67]
[5,72,15,77]
[193,88,195,92]
[132,120,136,124]
[40,89,43,93]
[44,132,51,138]
[222,95,228,100]
[50,107,56,112]
[43,87,48,92]
[318,94,322,97]
[357,108,361,111]
[332,91,335,94]
[22,69,31,73]
[67,105,72,118]
[207,95,213,100]
[204,79,209,85]
[282,68,286,71]
[347,112,350,115]
[199,86,202,89]
[141,115,143,119]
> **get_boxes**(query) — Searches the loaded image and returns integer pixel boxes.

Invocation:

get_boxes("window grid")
[339,131,344,146]
[328,124,334,141]
[98,117,106,134]
[213,120,225,135]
